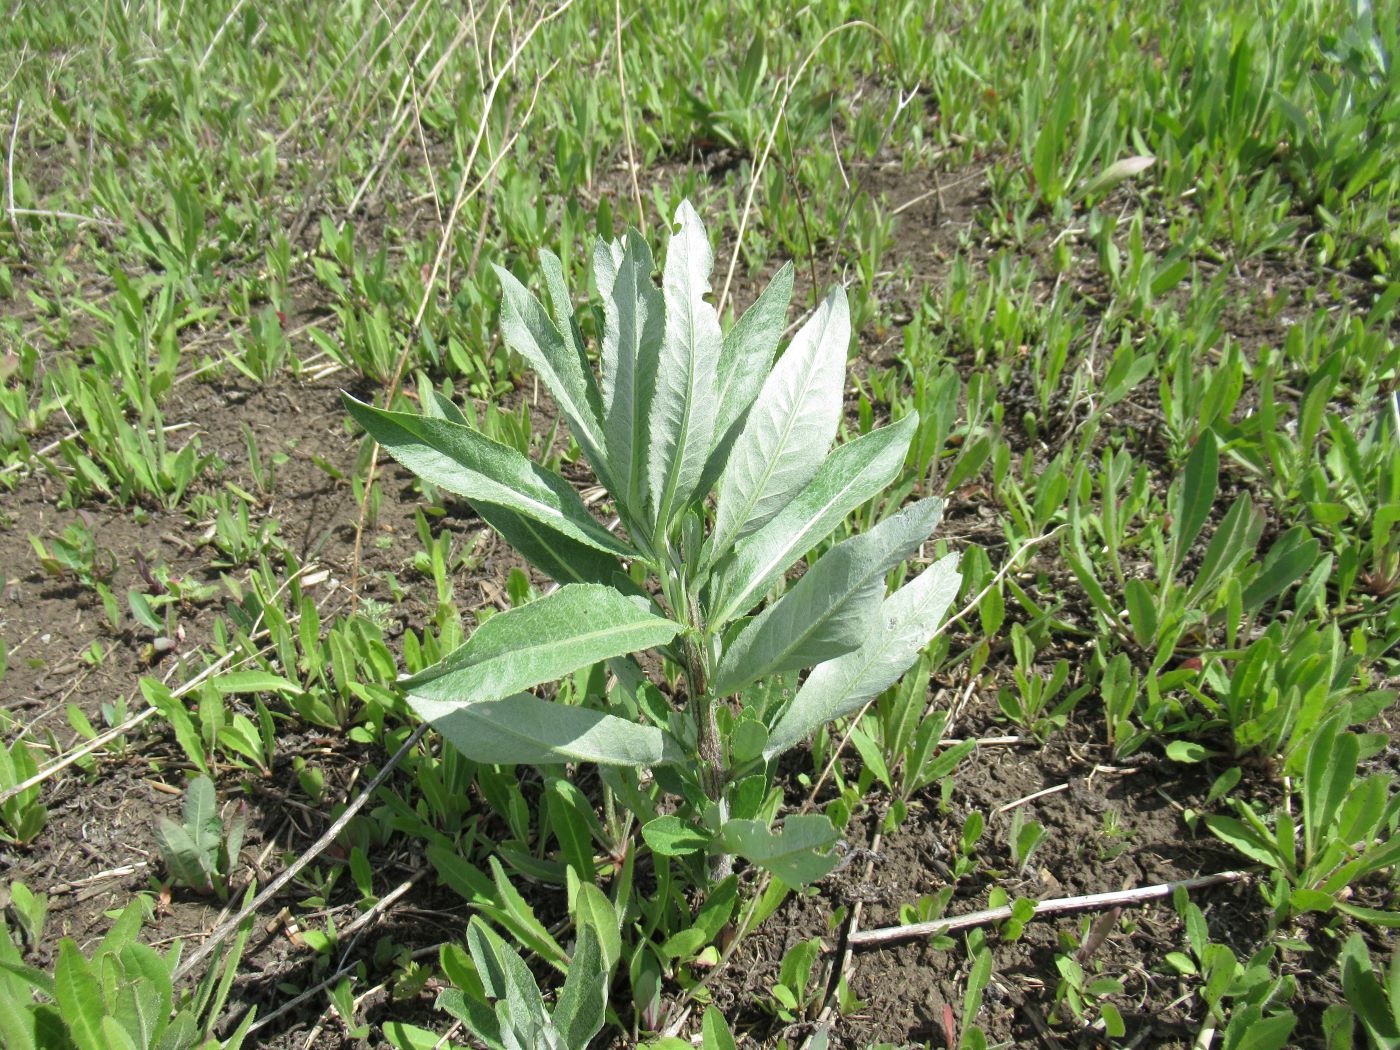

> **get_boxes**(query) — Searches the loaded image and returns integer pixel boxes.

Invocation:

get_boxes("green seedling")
[1007,807,1048,876]
[29,521,115,589]
[154,775,246,902]
[1325,933,1400,1050]
[1052,953,1125,1038]
[1191,620,1393,771]
[206,491,283,567]
[390,918,606,1050]
[763,937,826,1023]
[4,880,47,952]
[347,202,961,884]
[0,896,256,1049]
[326,976,371,1041]
[224,305,290,384]
[1165,894,1298,1049]
[49,364,214,509]
[995,623,1087,739]
[643,1006,742,1050]
[947,929,995,1050]
[1205,715,1400,927]
[0,734,48,846]
[847,653,976,832]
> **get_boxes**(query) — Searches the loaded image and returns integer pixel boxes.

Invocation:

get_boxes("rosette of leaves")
[345,202,960,883]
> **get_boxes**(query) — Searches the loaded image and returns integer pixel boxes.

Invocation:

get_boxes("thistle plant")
[346,202,960,883]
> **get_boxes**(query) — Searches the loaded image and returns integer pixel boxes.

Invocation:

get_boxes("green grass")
[1,0,1398,1047]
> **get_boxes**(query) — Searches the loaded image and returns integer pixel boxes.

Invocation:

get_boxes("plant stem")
[683,591,731,881]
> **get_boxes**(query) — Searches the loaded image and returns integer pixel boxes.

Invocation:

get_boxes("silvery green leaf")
[493,262,612,491]
[712,497,944,695]
[421,390,627,586]
[554,923,607,1048]
[596,230,663,519]
[467,919,549,1041]
[709,413,918,627]
[648,202,721,531]
[764,551,962,758]
[344,396,635,560]
[716,815,842,886]
[411,693,683,767]
[709,285,849,558]
[474,503,630,588]
[401,583,680,705]
[538,249,594,374]
[700,262,795,492]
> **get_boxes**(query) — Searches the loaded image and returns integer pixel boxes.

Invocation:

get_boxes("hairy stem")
[683,592,731,881]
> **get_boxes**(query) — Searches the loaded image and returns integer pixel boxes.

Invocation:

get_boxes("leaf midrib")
[717,463,871,624]
[417,618,677,697]
[721,308,835,545]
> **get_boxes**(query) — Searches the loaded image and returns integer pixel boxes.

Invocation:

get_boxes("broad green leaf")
[383,1021,457,1050]
[710,285,849,557]
[1171,433,1218,575]
[99,1017,139,1050]
[1080,154,1155,199]
[493,261,611,490]
[411,692,682,767]
[0,987,36,1050]
[711,413,918,626]
[571,883,621,975]
[474,502,627,587]
[595,230,664,518]
[1225,1008,1296,1050]
[554,924,606,1049]
[648,202,722,530]
[0,957,56,1000]
[1303,718,1357,863]
[1123,579,1156,648]
[701,1006,738,1050]
[424,392,626,586]
[211,670,302,695]
[466,918,546,1028]
[1241,527,1320,613]
[54,942,105,1050]
[708,263,795,471]
[1339,935,1400,1044]
[1203,815,1278,867]
[641,815,711,856]
[713,498,944,696]
[400,584,680,705]
[343,397,634,559]
[764,551,961,758]
[716,815,841,886]
[1187,492,1263,605]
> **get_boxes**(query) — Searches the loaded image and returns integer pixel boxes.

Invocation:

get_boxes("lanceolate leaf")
[493,262,612,491]
[1170,431,1218,575]
[703,262,795,487]
[648,202,722,532]
[710,413,919,626]
[473,502,628,588]
[554,923,607,1049]
[401,584,681,704]
[422,389,626,586]
[538,249,595,381]
[343,396,635,560]
[55,942,105,1050]
[710,285,849,557]
[410,692,683,767]
[595,230,663,517]
[712,497,944,695]
[765,551,962,758]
